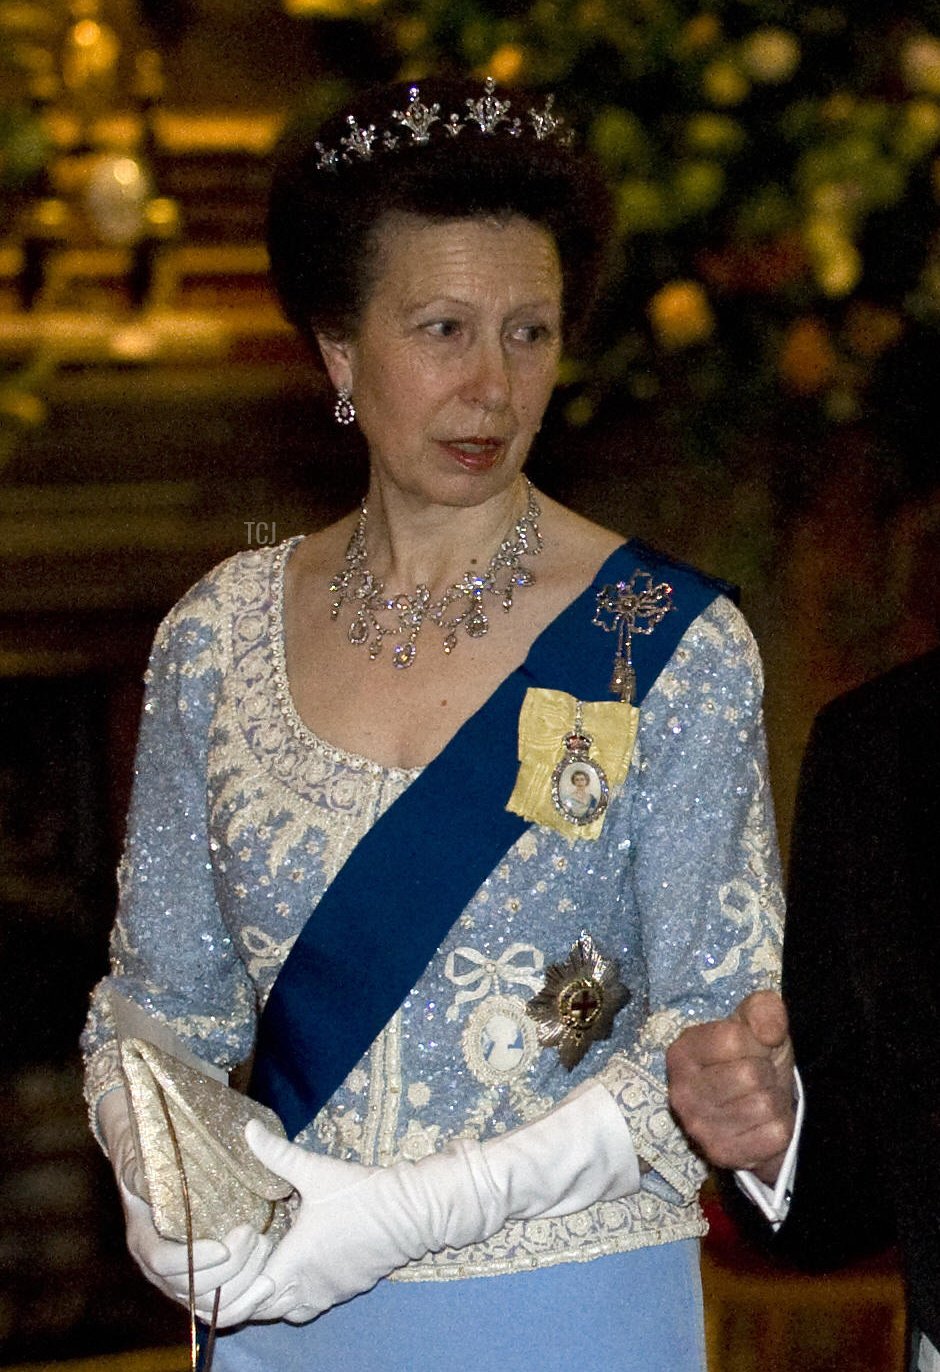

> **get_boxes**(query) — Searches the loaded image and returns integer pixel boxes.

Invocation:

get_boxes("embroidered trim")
[389,1205,706,1282]
[267,537,422,782]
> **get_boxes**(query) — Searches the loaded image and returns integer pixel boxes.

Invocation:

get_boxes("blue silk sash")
[250,541,733,1137]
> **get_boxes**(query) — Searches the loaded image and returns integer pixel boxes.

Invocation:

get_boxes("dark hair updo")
[267,76,614,362]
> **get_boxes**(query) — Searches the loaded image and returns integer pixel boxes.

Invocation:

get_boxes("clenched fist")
[666,990,796,1185]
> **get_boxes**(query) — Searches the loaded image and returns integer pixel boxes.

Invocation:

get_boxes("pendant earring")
[334,388,356,425]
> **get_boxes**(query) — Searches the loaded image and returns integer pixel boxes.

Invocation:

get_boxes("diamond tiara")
[313,77,573,172]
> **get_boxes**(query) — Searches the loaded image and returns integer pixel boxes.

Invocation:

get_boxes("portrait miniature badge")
[505,690,638,841]
[526,933,630,1070]
[550,700,609,828]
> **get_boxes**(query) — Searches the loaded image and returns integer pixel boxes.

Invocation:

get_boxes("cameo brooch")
[526,933,630,1069]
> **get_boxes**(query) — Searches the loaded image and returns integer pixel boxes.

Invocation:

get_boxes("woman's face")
[319,213,563,509]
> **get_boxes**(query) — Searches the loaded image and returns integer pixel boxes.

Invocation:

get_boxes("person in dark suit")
[667,648,940,1371]
[773,648,940,1370]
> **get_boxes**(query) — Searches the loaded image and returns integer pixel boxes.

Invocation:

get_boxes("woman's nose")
[462,337,511,411]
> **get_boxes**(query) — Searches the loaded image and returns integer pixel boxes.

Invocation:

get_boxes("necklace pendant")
[348,615,369,646]
[393,642,416,668]
[550,703,609,827]
[466,607,489,638]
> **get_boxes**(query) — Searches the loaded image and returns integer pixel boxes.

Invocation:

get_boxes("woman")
[82,77,785,1371]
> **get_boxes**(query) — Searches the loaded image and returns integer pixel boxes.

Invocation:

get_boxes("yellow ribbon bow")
[505,688,639,841]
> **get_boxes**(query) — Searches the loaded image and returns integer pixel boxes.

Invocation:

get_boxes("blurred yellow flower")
[591,108,648,169]
[617,179,669,233]
[395,16,427,52]
[901,33,940,96]
[284,0,364,14]
[821,93,856,124]
[564,393,596,427]
[805,212,848,253]
[488,43,525,84]
[816,242,862,297]
[684,113,745,158]
[648,280,715,350]
[805,215,862,297]
[906,99,940,139]
[740,27,801,84]
[680,14,721,53]
[674,159,725,214]
[896,99,940,160]
[702,59,749,108]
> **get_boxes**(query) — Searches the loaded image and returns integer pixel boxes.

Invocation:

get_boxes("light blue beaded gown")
[82,540,784,1372]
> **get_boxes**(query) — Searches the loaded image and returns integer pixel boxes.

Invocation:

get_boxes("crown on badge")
[313,78,573,172]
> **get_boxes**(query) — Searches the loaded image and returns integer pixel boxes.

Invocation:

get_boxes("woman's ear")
[316,334,355,396]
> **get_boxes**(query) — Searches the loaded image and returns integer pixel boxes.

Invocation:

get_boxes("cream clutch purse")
[120,1037,294,1244]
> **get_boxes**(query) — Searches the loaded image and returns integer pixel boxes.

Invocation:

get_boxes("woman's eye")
[424,320,461,338]
[512,323,553,344]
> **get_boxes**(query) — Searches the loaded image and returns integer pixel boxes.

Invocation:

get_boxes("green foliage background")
[294,0,940,506]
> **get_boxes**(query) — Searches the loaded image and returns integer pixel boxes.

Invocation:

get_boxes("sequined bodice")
[83,540,784,1278]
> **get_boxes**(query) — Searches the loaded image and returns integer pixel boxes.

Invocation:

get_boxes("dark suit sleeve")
[770,707,895,1266]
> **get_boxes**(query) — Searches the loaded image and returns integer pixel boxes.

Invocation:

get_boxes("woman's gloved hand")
[230,1078,639,1325]
[98,1087,276,1324]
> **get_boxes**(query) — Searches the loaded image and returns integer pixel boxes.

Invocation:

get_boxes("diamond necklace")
[329,479,542,668]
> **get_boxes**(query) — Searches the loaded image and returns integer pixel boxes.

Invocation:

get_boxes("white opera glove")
[98,1087,276,1324]
[236,1078,639,1325]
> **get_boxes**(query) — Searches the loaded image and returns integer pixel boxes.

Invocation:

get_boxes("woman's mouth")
[438,437,507,470]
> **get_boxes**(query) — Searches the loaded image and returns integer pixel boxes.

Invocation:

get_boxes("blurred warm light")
[901,32,940,96]
[702,58,749,107]
[617,178,668,234]
[283,0,380,13]
[0,390,46,427]
[674,159,725,214]
[590,107,647,170]
[61,12,120,91]
[679,14,721,54]
[779,317,838,394]
[896,99,940,160]
[30,196,69,233]
[816,241,862,296]
[684,112,745,157]
[805,215,862,297]
[72,18,101,48]
[821,92,856,124]
[111,157,140,187]
[144,197,181,237]
[905,98,940,139]
[648,279,715,350]
[698,235,808,295]
[844,302,904,359]
[84,153,152,244]
[395,16,427,53]
[487,44,525,84]
[740,27,801,84]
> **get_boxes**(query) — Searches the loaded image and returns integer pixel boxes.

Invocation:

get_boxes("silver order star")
[525,933,630,1070]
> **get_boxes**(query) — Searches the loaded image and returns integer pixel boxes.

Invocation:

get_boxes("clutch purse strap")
[152,1075,220,1372]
